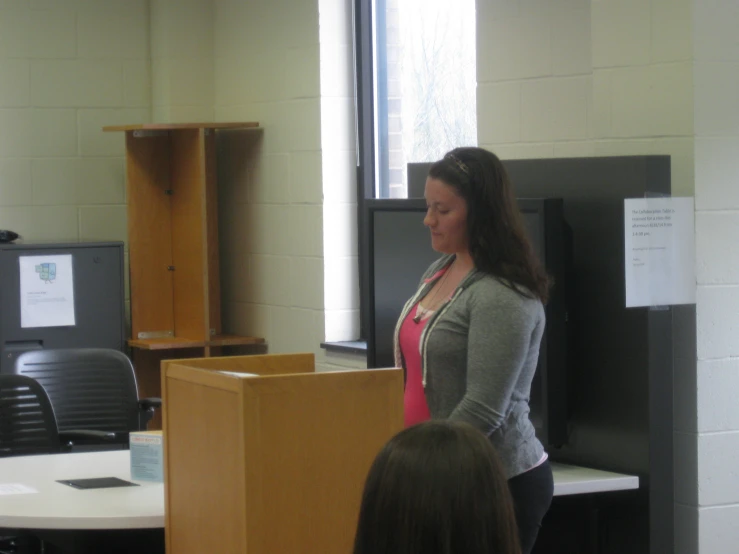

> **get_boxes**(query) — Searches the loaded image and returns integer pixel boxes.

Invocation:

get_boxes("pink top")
[399,264,453,428]
[400,303,432,427]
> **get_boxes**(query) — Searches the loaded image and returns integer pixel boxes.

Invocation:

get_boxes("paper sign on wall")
[624,197,695,308]
[19,254,76,328]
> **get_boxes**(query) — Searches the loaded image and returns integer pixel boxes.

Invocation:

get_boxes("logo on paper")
[35,263,57,283]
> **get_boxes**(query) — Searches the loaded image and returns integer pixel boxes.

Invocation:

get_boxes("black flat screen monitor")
[365,198,571,447]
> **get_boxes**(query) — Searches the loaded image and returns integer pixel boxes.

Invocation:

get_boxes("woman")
[353,420,521,554]
[393,147,553,554]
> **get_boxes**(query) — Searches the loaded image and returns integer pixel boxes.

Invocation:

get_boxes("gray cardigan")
[393,255,546,478]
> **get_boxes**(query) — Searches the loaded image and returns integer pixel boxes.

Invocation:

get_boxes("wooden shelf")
[128,337,206,350]
[208,334,266,347]
[103,122,260,132]
[128,335,265,351]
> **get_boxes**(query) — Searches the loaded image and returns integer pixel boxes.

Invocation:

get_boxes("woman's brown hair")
[353,420,522,554]
[428,147,550,303]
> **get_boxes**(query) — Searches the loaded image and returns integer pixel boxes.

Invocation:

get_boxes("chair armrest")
[59,429,117,442]
[139,397,162,410]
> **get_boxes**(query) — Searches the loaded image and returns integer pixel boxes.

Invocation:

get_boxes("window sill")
[320,340,367,355]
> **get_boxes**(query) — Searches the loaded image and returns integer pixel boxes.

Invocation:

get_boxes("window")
[354,0,477,340]
[358,0,477,199]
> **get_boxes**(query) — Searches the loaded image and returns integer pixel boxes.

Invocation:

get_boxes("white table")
[0,451,163,530]
[551,462,639,496]
[0,452,637,532]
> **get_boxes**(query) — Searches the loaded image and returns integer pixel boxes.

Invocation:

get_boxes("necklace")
[413,261,455,324]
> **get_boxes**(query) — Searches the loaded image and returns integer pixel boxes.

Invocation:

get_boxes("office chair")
[0,374,127,554]
[0,374,60,458]
[13,348,161,449]
[0,374,60,554]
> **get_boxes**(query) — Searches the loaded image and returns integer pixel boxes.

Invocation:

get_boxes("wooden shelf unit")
[105,122,265,424]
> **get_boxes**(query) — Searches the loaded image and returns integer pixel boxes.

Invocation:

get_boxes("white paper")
[624,197,696,308]
[19,254,76,328]
[0,483,38,495]
[218,371,259,378]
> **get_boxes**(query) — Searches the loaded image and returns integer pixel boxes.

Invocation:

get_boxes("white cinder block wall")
[213,0,366,372]
[150,0,214,122]
[477,0,694,195]
[213,0,329,360]
[0,0,151,325]
[680,2,739,552]
[0,0,350,366]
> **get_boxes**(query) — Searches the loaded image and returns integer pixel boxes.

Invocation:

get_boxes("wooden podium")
[161,353,404,554]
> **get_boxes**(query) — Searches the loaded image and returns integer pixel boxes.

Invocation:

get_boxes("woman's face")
[424,177,469,254]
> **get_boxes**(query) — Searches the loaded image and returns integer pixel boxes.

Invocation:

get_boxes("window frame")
[354,0,476,342]
[354,0,378,341]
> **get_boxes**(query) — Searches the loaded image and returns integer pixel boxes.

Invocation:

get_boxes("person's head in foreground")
[353,420,521,554]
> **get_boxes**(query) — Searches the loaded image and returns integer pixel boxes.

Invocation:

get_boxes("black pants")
[508,460,554,554]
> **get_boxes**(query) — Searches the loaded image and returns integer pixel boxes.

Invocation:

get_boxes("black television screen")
[364,198,570,448]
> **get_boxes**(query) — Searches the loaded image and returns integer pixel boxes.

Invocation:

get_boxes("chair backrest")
[0,374,60,457]
[13,348,140,436]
